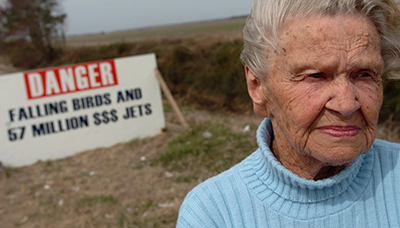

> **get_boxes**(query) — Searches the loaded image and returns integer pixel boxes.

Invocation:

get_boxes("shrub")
[382,80,400,122]
[7,37,399,118]
[4,40,43,69]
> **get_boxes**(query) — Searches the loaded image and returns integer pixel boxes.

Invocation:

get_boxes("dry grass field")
[0,105,263,228]
[66,18,246,47]
[0,17,399,228]
[0,18,259,228]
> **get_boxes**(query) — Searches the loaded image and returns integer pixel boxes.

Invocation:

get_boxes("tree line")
[0,0,66,68]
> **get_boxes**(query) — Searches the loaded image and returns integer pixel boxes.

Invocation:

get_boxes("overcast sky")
[62,0,254,36]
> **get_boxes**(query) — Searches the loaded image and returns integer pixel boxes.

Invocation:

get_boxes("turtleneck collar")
[240,118,375,219]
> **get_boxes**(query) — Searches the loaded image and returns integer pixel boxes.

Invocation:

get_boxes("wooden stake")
[154,69,190,129]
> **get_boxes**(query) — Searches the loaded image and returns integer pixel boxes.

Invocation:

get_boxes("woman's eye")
[357,72,372,78]
[309,73,324,78]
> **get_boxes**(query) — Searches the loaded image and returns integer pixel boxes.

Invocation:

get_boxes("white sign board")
[0,54,165,167]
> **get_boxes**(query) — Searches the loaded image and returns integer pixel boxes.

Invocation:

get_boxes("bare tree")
[0,0,66,67]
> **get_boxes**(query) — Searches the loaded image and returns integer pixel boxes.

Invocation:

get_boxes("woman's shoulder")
[177,150,260,227]
[371,139,400,173]
[373,139,400,152]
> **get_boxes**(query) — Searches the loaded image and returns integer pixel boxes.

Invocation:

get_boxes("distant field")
[66,17,247,46]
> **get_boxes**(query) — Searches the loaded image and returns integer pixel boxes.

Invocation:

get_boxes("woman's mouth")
[318,126,360,138]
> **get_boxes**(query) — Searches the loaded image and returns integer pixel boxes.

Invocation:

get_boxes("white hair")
[240,0,400,80]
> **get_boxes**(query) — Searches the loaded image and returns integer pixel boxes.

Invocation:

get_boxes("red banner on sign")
[24,60,118,99]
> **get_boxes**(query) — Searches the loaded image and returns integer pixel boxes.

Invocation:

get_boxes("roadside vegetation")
[2,19,399,121]
[0,106,262,227]
[0,19,399,227]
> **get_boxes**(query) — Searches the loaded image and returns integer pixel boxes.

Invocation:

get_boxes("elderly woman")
[177,0,400,227]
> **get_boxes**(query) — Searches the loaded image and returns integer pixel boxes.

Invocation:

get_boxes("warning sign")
[0,54,165,167]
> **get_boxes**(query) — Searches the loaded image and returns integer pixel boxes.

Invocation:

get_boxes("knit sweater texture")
[177,118,400,227]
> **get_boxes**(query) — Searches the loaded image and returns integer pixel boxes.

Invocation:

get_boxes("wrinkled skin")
[246,14,384,180]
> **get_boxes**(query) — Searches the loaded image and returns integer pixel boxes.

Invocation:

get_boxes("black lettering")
[110,109,118,122]
[48,103,59,114]
[122,107,130,119]
[45,122,51,134]
[49,122,56,133]
[145,103,152,115]
[35,105,43,117]
[27,106,34,119]
[44,103,50,115]
[60,101,68,112]
[104,93,111,105]
[137,105,143,116]
[8,128,17,141]
[32,115,89,137]
[93,110,117,125]
[122,106,136,119]
[95,95,103,106]
[72,93,111,111]
[58,119,65,132]
[32,124,46,137]
[122,104,152,119]
[43,101,69,115]
[102,111,110,124]
[135,88,142,100]
[9,109,16,122]
[117,88,142,103]
[65,116,89,130]
[125,89,134,101]
[11,101,69,123]
[72,99,81,111]
[18,108,28,121]
[86,96,94,108]
[66,118,71,129]
[70,117,79,129]
[8,127,25,141]
[93,112,101,125]
[81,97,86,109]
[131,107,137,118]
[78,116,89,127]
[117,91,125,103]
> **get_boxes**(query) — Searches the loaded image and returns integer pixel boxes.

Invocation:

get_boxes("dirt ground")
[0,42,262,227]
[0,78,263,227]
[1,22,399,226]
[1,66,399,228]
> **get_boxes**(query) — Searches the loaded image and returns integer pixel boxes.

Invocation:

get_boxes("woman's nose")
[325,78,361,117]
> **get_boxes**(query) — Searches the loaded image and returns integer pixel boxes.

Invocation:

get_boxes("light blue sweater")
[177,118,400,227]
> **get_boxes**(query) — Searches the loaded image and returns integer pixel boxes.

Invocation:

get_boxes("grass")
[75,195,119,211]
[66,17,246,46]
[118,212,128,228]
[159,120,258,182]
[1,109,399,228]
[158,114,400,183]
[2,17,400,228]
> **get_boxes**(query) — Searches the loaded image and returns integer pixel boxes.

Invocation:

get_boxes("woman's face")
[250,14,384,175]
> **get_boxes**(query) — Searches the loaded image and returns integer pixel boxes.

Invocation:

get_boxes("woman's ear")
[245,66,269,117]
